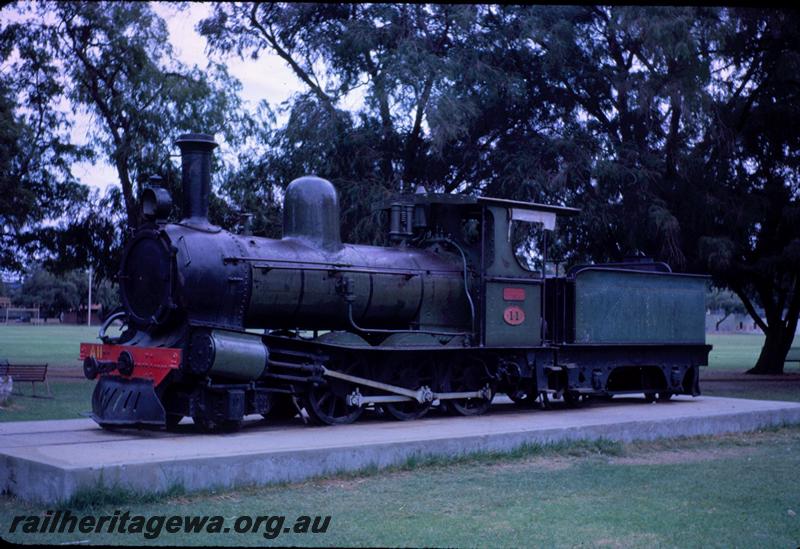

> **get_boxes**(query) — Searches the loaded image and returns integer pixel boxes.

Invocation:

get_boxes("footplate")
[91,375,166,427]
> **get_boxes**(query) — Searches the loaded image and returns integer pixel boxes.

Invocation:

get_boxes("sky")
[69,2,306,193]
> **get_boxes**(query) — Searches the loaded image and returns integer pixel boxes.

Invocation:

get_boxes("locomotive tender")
[80,133,711,431]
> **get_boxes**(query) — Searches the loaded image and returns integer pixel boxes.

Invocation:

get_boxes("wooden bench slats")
[0,362,52,398]
[0,365,48,381]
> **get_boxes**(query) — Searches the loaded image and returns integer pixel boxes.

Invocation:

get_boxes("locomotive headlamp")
[141,177,172,222]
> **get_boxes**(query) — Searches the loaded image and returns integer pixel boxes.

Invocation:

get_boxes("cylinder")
[176,133,218,222]
[187,330,268,380]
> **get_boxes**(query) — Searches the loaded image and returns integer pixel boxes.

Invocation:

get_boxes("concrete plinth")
[2,396,799,504]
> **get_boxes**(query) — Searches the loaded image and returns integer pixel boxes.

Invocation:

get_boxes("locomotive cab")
[380,193,580,348]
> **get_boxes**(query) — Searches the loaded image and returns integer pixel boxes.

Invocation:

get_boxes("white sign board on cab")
[510,208,556,231]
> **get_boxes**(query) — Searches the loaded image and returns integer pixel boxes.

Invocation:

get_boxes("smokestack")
[176,133,218,225]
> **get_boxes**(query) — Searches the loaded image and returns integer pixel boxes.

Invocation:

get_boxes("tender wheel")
[384,359,433,421]
[447,358,494,416]
[644,392,657,403]
[303,356,364,426]
[657,392,673,402]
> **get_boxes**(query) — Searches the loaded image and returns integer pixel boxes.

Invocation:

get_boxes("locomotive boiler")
[80,133,711,431]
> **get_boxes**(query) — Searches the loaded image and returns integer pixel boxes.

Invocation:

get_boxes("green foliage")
[13,266,119,319]
[41,1,250,228]
[684,8,800,372]
[707,288,748,330]
[707,288,747,316]
[200,4,590,244]
[1,1,252,278]
[0,14,91,272]
[15,269,82,317]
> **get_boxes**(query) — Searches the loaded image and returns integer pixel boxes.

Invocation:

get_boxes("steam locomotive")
[80,133,711,432]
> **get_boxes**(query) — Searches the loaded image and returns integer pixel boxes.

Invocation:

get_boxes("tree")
[32,186,127,282]
[707,288,748,330]
[22,1,249,230]
[692,8,800,373]
[517,7,800,372]
[200,4,579,243]
[2,1,253,282]
[0,13,90,272]
[15,266,120,321]
[16,268,81,320]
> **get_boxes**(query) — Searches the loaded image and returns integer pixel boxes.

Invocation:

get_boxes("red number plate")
[503,287,526,301]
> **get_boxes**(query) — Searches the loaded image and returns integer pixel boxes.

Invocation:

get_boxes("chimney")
[176,133,218,226]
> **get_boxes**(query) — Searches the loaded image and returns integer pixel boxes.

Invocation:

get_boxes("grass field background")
[0,326,784,369]
[0,324,99,366]
[0,325,108,422]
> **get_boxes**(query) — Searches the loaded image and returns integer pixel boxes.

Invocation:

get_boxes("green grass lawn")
[706,332,767,371]
[702,333,800,402]
[702,383,800,402]
[0,325,103,422]
[2,427,799,547]
[0,324,100,366]
[0,380,95,422]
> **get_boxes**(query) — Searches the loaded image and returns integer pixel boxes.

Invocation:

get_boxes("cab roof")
[383,193,581,216]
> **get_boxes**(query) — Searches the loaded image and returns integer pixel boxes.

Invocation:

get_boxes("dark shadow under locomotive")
[80,133,711,432]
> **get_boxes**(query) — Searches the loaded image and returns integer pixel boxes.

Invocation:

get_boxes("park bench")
[0,361,52,398]
[786,348,800,368]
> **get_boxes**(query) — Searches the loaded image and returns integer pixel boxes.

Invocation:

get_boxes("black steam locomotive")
[80,133,711,431]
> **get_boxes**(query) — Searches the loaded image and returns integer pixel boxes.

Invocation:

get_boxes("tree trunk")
[114,152,138,229]
[747,326,794,375]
